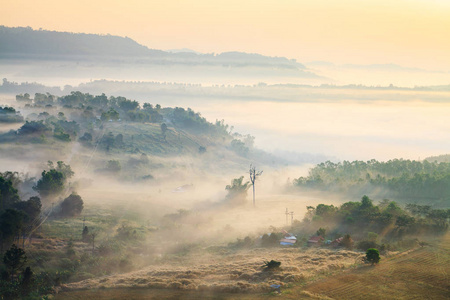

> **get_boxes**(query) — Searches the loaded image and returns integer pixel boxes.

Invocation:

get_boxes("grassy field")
[54,288,270,300]
[54,234,449,299]
[57,246,362,292]
[296,233,450,300]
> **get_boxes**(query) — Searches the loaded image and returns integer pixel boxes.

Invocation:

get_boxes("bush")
[60,193,84,217]
[262,260,281,269]
[357,240,379,251]
[365,248,380,265]
[261,232,282,247]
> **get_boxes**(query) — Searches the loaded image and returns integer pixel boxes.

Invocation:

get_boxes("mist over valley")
[0,16,449,300]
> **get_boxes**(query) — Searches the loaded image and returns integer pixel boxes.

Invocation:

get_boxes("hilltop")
[0,26,310,72]
[0,91,288,183]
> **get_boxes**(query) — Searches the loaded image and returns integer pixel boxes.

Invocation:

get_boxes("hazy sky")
[2,0,450,70]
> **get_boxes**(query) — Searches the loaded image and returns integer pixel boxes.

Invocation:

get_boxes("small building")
[280,232,297,246]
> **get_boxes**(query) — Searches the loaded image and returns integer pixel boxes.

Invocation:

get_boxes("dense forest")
[293,159,450,207]
[0,90,282,183]
[3,91,236,152]
[297,195,449,244]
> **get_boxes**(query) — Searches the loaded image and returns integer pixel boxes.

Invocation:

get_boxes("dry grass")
[58,247,361,294]
[55,235,449,299]
[294,233,450,300]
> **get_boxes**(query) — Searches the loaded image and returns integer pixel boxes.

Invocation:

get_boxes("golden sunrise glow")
[1,0,450,69]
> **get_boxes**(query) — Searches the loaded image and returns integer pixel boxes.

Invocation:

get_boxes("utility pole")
[290,211,294,226]
[249,164,263,207]
[285,208,289,225]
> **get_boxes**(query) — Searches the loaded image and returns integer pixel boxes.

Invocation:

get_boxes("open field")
[54,234,449,299]
[297,233,450,300]
[55,246,362,299]
[58,247,362,292]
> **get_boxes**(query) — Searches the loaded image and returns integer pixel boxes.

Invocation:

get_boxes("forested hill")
[0,26,164,58]
[0,26,307,70]
[293,159,450,208]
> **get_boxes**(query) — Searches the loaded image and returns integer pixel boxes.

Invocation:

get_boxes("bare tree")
[249,164,263,206]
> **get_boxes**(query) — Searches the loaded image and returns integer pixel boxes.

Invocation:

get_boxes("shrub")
[365,248,380,265]
[261,232,282,247]
[357,240,378,251]
[262,260,281,269]
[60,193,84,217]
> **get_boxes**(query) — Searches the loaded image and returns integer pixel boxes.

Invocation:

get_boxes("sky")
[2,0,450,71]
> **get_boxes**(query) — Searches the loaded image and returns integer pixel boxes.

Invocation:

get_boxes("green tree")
[17,120,50,135]
[315,204,337,217]
[0,176,20,211]
[3,244,27,281]
[33,162,73,198]
[60,193,84,217]
[55,161,74,179]
[0,209,25,251]
[12,196,41,229]
[225,176,250,204]
[33,169,65,198]
[79,132,93,145]
[365,248,380,265]
[101,108,119,121]
[103,132,115,151]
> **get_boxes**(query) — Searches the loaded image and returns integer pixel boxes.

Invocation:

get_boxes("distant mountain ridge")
[0,26,166,58]
[0,26,306,70]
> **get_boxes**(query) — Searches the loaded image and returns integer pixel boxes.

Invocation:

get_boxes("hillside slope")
[298,234,450,300]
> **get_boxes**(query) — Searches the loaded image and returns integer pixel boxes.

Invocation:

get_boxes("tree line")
[297,195,449,249]
[293,159,450,206]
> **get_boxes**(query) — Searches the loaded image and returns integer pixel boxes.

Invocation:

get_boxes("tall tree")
[33,161,73,198]
[0,176,20,211]
[0,209,25,251]
[3,244,27,281]
[249,164,263,207]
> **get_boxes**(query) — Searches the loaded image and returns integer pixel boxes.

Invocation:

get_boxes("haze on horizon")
[2,0,450,71]
[1,0,449,162]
